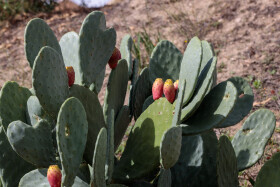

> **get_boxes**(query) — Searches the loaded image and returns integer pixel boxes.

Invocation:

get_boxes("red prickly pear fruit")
[108,47,121,69]
[152,78,164,100]
[66,66,75,87]
[47,165,62,187]
[174,80,179,91]
[163,79,176,104]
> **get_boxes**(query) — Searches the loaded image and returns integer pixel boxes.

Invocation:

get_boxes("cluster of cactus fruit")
[0,10,278,187]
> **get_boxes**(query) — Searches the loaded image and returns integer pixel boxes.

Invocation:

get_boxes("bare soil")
[0,0,279,186]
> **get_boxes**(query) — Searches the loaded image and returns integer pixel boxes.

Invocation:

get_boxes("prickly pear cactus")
[0,9,277,187]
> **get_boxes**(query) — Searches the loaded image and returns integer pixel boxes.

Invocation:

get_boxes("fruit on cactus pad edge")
[66,66,75,86]
[163,79,176,104]
[108,47,121,69]
[174,79,179,91]
[152,78,164,100]
[47,165,62,187]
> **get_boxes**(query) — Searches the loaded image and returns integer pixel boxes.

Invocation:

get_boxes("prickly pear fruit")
[174,80,179,91]
[163,79,176,103]
[108,47,121,69]
[66,66,75,87]
[152,78,164,100]
[47,165,62,187]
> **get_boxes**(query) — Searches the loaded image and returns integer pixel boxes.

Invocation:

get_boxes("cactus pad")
[0,126,34,187]
[180,57,217,122]
[91,128,107,187]
[157,169,172,187]
[26,96,47,126]
[103,59,128,124]
[130,68,152,120]
[69,84,105,163]
[180,81,237,135]
[171,130,218,187]
[114,105,130,151]
[255,152,280,187]
[172,79,186,126]
[59,31,82,85]
[7,120,55,167]
[232,109,276,171]
[178,37,202,105]
[120,34,133,78]
[32,46,69,118]
[149,40,182,83]
[217,136,238,187]
[131,59,139,87]
[106,110,114,184]
[79,11,116,87]
[160,126,182,169]
[19,168,89,187]
[216,77,254,128]
[0,81,32,131]
[113,98,173,182]
[56,97,88,187]
[142,95,154,112]
[24,18,62,68]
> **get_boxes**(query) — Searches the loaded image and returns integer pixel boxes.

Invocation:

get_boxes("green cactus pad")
[178,37,202,106]
[255,152,280,187]
[232,109,276,171]
[114,105,130,151]
[130,68,152,120]
[26,96,48,126]
[0,81,32,131]
[142,95,154,112]
[59,31,82,85]
[79,11,116,87]
[57,97,88,187]
[172,79,186,126]
[91,128,107,187]
[216,77,254,128]
[0,126,34,187]
[149,40,182,83]
[113,98,174,182]
[103,59,128,124]
[77,163,91,184]
[7,120,55,167]
[69,84,105,163]
[201,40,216,90]
[157,169,172,187]
[19,168,89,187]
[106,110,114,184]
[180,81,237,135]
[120,34,133,78]
[32,46,69,118]
[160,126,182,169]
[170,130,218,187]
[217,136,238,187]
[200,41,214,73]
[131,59,139,87]
[180,57,217,122]
[24,18,62,68]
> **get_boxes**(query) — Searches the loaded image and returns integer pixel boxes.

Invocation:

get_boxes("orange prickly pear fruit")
[174,80,179,92]
[108,47,121,69]
[47,165,62,187]
[152,78,164,100]
[66,66,75,87]
[163,79,176,103]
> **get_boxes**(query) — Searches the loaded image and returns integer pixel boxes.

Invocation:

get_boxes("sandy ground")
[0,0,280,186]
